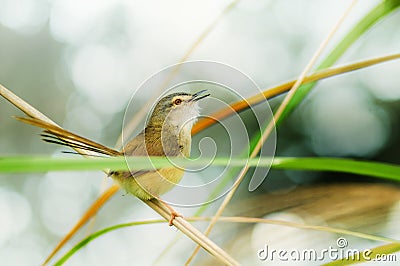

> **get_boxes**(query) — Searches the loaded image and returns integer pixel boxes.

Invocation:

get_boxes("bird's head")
[148,90,210,131]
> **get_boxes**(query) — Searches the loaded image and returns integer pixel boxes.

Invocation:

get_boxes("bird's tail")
[15,117,122,157]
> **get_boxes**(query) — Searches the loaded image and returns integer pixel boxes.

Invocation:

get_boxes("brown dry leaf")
[196,183,400,265]
[233,183,400,231]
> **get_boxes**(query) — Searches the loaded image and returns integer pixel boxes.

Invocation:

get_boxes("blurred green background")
[1,0,400,265]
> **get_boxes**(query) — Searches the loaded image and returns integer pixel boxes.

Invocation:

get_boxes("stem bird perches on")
[3,49,399,265]
[0,84,239,266]
[3,50,399,265]
[186,0,359,263]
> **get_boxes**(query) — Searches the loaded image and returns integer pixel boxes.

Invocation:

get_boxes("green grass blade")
[279,0,400,123]
[56,217,400,266]
[322,243,400,266]
[272,157,400,181]
[53,220,163,266]
[1,156,399,181]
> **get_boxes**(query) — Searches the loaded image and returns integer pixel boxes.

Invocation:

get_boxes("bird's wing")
[121,131,182,177]
[15,117,122,156]
[121,132,158,177]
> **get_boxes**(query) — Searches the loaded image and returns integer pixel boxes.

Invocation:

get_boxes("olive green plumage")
[17,90,210,201]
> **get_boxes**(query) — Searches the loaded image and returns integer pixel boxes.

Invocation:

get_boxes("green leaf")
[322,243,400,266]
[1,156,399,182]
[279,0,400,123]
[54,220,164,266]
[272,157,400,181]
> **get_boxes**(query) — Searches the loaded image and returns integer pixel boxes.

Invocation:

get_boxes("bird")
[16,90,210,225]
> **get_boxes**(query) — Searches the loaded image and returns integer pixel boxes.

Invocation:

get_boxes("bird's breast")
[114,124,192,200]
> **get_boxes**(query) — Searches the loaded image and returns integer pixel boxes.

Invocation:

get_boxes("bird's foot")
[153,197,183,226]
[168,211,183,226]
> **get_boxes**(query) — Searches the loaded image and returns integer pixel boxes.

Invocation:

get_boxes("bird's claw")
[168,211,183,226]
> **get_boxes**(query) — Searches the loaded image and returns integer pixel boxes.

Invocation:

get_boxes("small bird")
[16,90,210,225]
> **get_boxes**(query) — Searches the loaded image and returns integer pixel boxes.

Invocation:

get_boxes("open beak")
[190,90,210,102]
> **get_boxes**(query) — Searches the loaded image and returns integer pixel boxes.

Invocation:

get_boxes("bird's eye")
[174,98,182,105]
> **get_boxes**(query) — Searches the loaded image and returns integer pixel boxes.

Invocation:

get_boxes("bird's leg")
[154,197,183,226]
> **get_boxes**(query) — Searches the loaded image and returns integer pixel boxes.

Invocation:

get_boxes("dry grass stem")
[44,184,119,265]
[192,52,400,134]
[0,84,238,265]
[187,216,399,244]
[46,50,400,265]
[185,1,359,264]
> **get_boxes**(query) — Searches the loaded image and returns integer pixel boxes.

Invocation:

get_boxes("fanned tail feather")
[15,117,122,156]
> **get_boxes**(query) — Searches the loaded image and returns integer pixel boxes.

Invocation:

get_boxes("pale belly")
[115,130,191,200]
[112,167,185,200]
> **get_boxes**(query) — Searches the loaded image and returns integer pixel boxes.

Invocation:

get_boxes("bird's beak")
[190,90,210,102]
